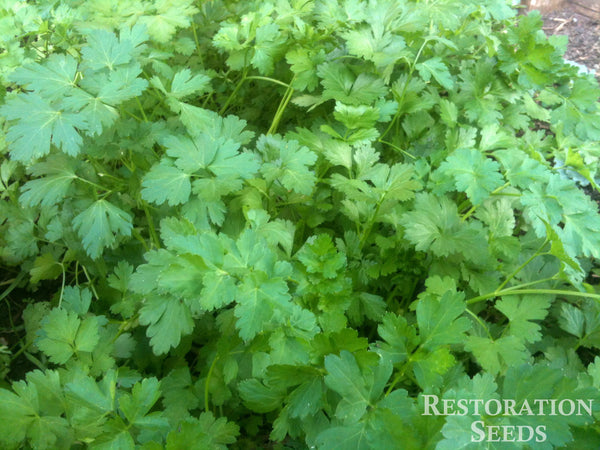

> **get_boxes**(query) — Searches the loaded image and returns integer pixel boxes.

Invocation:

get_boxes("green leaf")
[465,335,529,375]
[439,98,458,126]
[560,206,600,259]
[169,68,211,99]
[334,103,380,130]
[258,135,317,195]
[435,148,504,205]
[416,57,454,90]
[20,155,77,207]
[1,93,87,160]
[82,29,135,71]
[318,62,386,105]
[62,286,93,316]
[238,379,286,413]
[118,378,166,428]
[234,272,292,341]
[251,23,286,75]
[200,271,237,311]
[416,290,470,350]
[559,300,600,349]
[375,313,417,365]
[29,253,62,284]
[246,209,296,256]
[161,367,200,421]
[108,261,134,293]
[495,294,552,344]
[140,0,197,43]
[10,53,78,100]
[315,423,370,450]
[73,200,133,259]
[141,160,192,206]
[559,303,585,338]
[400,193,488,263]
[412,346,457,390]
[0,378,70,450]
[87,65,148,106]
[138,294,194,355]
[500,363,600,447]
[343,25,406,78]
[36,308,99,364]
[324,351,370,423]
[296,234,346,279]
[286,48,325,92]
[166,413,239,450]
[66,371,116,414]
[287,377,323,419]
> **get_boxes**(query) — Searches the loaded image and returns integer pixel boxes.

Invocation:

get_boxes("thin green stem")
[24,351,45,371]
[465,309,493,340]
[490,277,557,294]
[135,98,148,122]
[246,76,291,88]
[191,22,204,65]
[81,265,99,300]
[359,194,385,250]
[461,182,510,222]
[496,238,548,291]
[76,176,111,193]
[267,79,295,135]
[378,139,416,159]
[467,289,600,305]
[10,340,31,362]
[219,68,248,115]
[380,38,431,142]
[0,278,17,287]
[205,355,219,412]
[385,351,417,396]
[124,109,143,122]
[132,228,150,252]
[0,272,25,303]
[57,263,66,308]
[142,202,161,249]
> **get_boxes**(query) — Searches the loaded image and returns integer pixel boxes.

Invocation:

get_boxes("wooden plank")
[571,0,600,20]
[521,0,566,13]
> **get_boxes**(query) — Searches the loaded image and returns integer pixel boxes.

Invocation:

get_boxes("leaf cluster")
[1,0,600,448]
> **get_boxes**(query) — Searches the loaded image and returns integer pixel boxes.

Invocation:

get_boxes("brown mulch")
[541,4,600,80]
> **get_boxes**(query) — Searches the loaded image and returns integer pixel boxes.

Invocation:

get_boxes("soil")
[541,4,600,80]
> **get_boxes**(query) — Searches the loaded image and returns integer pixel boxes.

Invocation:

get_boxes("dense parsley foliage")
[1,0,600,448]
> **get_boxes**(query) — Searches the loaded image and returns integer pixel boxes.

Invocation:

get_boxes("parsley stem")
[9,340,31,363]
[385,350,418,395]
[132,228,150,252]
[142,202,161,249]
[378,139,415,159]
[496,237,548,291]
[219,68,248,115]
[0,272,25,303]
[57,262,66,308]
[498,277,557,293]
[465,308,493,340]
[467,289,600,305]
[81,265,99,300]
[191,22,203,65]
[246,76,290,88]
[267,80,295,135]
[124,110,143,122]
[135,98,148,122]
[460,182,510,222]
[359,193,385,250]
[76,176,111,193]
[380,38,431,142]
[205,354,219,413]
